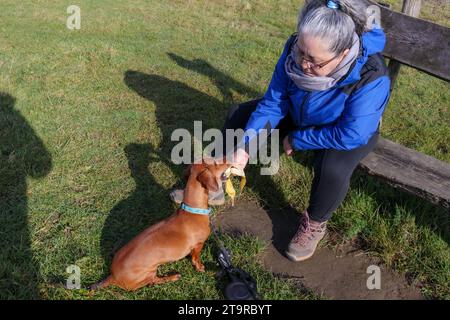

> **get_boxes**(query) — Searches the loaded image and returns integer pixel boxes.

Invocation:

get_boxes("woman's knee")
[315,154,356,186]
[224,104,240,125]
[223,99,261,131]
[323,165,350,186]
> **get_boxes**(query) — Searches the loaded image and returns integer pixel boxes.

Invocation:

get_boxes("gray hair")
[297,0,371,54]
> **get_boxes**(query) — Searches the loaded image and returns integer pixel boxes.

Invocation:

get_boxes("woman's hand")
[283,135,294,156]
[232,148,249,170]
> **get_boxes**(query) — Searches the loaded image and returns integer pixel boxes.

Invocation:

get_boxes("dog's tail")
[90,275,114,291]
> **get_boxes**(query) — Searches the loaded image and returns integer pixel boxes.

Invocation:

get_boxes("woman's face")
[296,35,350,77]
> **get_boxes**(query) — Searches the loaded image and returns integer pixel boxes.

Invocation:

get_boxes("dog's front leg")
[190,242,205,272]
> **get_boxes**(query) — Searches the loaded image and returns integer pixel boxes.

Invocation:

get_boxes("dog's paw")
[194,263,205,272]
[173,273,182,280]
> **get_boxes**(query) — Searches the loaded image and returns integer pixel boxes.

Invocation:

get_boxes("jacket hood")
[336,27,387,87]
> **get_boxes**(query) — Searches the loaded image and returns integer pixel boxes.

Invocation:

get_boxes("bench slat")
[376,4,450,82]
[359,137,450,209]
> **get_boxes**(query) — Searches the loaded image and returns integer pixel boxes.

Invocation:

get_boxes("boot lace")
[292,211,326,246]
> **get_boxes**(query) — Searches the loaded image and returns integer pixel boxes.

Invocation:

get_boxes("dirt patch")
[214,200,423,300]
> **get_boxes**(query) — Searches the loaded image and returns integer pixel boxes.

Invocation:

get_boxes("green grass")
[381,0,450,27]
[0,0,448,299]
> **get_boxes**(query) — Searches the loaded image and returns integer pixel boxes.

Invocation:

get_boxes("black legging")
[221,99,379,222]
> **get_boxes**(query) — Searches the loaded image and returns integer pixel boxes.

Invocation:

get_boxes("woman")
[173,0,391,262]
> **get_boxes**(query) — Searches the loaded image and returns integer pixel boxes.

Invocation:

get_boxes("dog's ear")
[197,169,219,192]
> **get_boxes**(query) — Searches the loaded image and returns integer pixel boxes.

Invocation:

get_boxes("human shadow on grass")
[0,92,52,299]
[116,60,315,260]
[100,68,232,275]
[167,53,260,105]
[100,143,174,270]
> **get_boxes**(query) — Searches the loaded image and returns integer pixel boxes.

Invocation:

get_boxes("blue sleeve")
[290,76,390,151]
[242,39,292,143]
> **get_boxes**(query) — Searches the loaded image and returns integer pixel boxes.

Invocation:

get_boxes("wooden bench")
[359,0,450,209]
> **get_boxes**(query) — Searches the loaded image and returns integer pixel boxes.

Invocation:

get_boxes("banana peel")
[223,166,246,206]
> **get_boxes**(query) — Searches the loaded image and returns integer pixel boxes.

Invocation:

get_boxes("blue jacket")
[244,27,391,151]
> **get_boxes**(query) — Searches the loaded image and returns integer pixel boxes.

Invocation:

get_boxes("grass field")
[0,0,448,299]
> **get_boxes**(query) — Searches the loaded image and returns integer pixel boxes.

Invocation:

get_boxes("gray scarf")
[285,32,360,91]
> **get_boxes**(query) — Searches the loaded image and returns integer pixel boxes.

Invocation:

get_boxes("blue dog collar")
[180,202,211,215]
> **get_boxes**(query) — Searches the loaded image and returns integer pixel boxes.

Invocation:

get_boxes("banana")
[223,166,246,206]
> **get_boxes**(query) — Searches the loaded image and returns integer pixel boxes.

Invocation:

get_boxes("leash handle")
[235,268,260,300]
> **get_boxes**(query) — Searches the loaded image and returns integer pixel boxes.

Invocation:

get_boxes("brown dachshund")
[92,160,229,291]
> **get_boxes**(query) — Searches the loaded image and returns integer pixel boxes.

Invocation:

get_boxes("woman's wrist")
[233,147,249,169]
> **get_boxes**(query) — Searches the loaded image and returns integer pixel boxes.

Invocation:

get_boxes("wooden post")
[387,0,422,91]
[401,0,422,15]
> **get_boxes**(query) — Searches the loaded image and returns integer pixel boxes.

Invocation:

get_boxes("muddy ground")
[215,200,423,300]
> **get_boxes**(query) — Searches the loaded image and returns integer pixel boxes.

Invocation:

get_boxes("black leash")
[210,216,260,300]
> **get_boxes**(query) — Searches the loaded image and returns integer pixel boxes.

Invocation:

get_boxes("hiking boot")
[169,183,225,206]
[285,210,327,262]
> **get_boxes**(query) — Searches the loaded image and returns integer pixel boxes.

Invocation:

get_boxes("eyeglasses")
[296,45,341,70]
